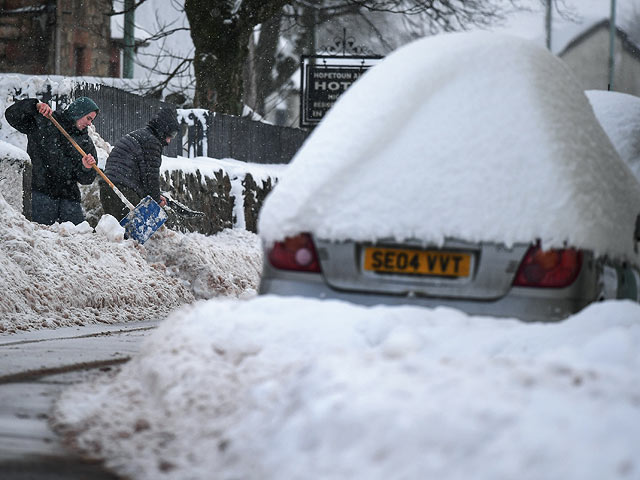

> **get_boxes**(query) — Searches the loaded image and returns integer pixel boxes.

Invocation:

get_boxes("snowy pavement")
[0,320,159,380]
[0,321,159,479]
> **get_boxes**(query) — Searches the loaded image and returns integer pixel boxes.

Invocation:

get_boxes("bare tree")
[183,0,290,114]
[118,0,570,116]
[183,0,559,115]
[110,0,194,102]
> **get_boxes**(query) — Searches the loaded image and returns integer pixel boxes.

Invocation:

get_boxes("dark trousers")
[31,190,84,225]
[99,182,140,221]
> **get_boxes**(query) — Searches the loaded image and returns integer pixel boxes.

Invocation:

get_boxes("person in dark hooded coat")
[99,107,180,221]
[5,97,99,225]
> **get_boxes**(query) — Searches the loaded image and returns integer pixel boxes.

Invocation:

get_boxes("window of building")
[74,46,86,75]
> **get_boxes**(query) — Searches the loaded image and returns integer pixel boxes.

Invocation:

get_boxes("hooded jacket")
[5,98,98,201]
[102,107,179,203]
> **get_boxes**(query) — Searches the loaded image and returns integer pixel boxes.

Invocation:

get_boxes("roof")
[558,18,640,60]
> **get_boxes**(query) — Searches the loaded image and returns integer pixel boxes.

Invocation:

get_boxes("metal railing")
[72,84,176,154]
[208,112,309,164]
[18,82,308,163]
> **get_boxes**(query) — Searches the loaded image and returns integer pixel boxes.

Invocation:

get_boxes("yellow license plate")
[363,247,471,277]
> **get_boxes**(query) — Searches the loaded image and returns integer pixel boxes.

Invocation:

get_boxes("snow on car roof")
[586,89,640,182]
[258,31,640,263]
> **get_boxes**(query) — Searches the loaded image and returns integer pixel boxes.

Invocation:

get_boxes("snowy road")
[0,322,159,479]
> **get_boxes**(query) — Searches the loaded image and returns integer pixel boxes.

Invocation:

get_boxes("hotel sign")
[300,56,381,128]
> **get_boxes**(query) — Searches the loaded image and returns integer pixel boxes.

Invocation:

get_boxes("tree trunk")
[254,15,281,116]
[243,32,259,113]
[184,0,247,114]
[184,0,289,115]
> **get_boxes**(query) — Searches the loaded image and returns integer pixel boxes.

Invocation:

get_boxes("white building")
[556,18,640,95]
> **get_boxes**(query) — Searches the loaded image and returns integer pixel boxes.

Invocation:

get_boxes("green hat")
[65,96,99,121]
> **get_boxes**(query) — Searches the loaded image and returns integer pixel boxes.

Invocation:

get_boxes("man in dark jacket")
[5,97,99,225]
[100,107,179,221]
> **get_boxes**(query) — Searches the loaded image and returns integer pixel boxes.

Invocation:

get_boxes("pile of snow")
[0,75,272,333]
[258,31,640,265]
[143,227,262,299]
[586,90,640,182]
[53,295,640,480]
[0,192,262,333]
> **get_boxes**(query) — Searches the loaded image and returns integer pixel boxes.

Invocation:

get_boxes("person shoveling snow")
[47,112,169,244]
[99,107,180,227]
[93,107,183,243]
[4,97,99,225]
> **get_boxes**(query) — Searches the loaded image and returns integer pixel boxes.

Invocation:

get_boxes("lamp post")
[545,0,552,50]
[608,0,617,90]
[123,0,135,79]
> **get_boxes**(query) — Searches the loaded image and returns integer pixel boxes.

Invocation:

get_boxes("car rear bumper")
[259,270,593,322]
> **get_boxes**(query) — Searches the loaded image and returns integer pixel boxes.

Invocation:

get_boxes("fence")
[70,84,308,163]
[72,84,179,153]
[27,81,308,163]
[208,113,310,164]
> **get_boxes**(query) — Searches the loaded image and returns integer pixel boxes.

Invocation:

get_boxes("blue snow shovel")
[48,115,167,244]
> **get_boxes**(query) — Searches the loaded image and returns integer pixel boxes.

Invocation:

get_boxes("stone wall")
[159,169,276,235]
[81,167,276,235]
[56,0,113,77]
[160,169,235,235]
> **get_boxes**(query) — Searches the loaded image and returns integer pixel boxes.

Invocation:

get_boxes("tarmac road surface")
[0,321,160,479]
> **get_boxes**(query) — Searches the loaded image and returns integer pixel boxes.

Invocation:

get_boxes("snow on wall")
[161,156,286,232]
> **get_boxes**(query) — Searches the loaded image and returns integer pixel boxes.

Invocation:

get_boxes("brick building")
[0,0,117,77]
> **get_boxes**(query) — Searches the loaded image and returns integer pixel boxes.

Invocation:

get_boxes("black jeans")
[31,190,85,225]
[99,181,140,221]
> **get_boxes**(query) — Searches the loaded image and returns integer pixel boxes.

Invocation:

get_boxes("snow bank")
[0,139,29,162]
[142,227,262,299]
[0,190,262,333]
[0,191,193,332]
[53,295,640,480]
[258,31,640,264]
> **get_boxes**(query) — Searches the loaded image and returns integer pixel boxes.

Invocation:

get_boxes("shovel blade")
[120,195,168,244]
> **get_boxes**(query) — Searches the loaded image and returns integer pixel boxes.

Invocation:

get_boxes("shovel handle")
[47,114,136,211]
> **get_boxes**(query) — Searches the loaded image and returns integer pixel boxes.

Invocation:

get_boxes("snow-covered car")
[257,32,640,322]
[586,89,640,183]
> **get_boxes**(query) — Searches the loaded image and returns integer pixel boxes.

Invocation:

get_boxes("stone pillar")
[0,143,31,217]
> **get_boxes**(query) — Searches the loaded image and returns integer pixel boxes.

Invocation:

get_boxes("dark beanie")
[65,96,99,121]
[148,107,180,139]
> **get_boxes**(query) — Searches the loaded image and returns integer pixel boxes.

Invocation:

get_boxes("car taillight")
[513,245,582,288]
[268,233,321,273]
